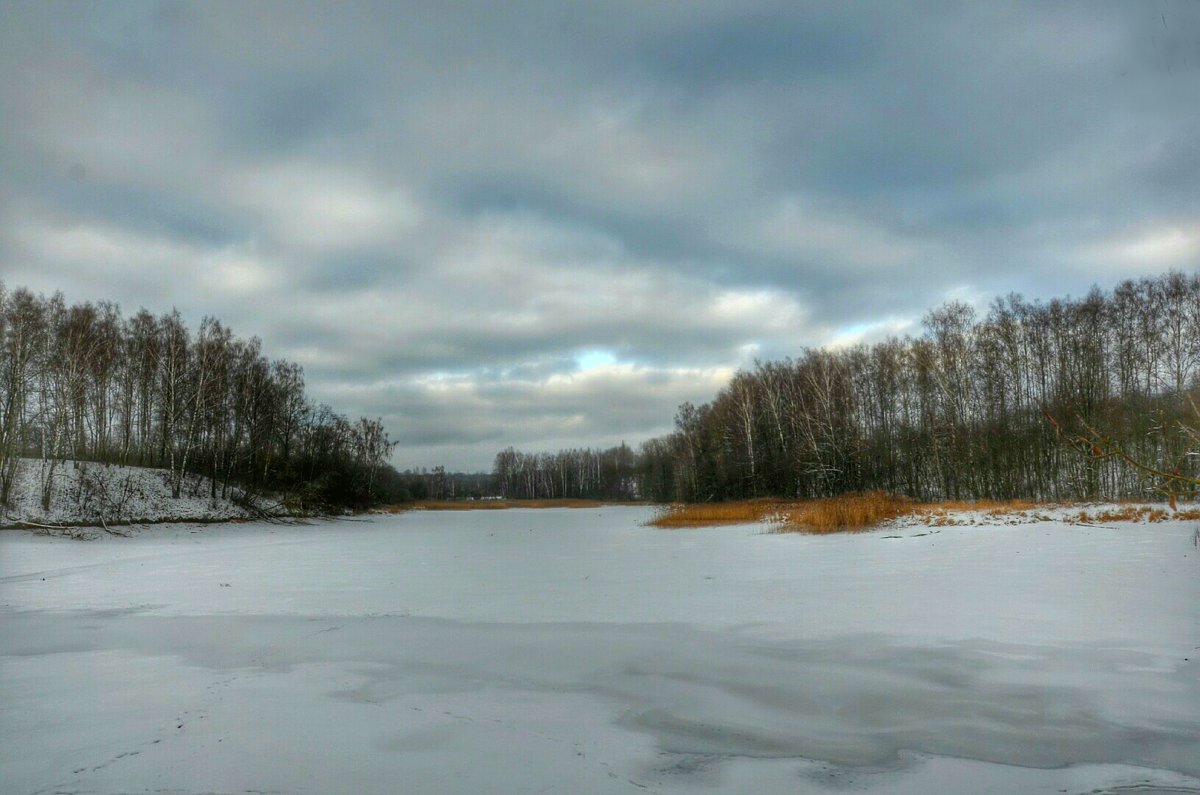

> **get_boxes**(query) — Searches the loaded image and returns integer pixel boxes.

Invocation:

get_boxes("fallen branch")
[13,518,68,530]
[11,519,99,540]
[96,514,131,537]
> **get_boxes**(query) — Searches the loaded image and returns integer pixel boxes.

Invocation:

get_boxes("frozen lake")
[2,507,1199,794]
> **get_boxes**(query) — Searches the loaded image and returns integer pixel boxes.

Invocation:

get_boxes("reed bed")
[384,494,1199,531]
[650,492,917,533]
[648,498,786,528]
[777,491,917,534]
[649,493,1200,533]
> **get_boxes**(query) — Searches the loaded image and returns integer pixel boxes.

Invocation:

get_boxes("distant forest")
[7,271,1197,513]
[0,283,401,512]
[494,271,1200,504]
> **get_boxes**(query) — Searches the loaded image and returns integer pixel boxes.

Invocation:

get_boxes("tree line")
[496,271,1200,504]
[0,283,399,513]
[396,467,494,501]
[491,444,640,500]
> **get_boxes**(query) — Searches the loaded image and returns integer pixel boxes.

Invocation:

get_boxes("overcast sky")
[2,1,1198,471]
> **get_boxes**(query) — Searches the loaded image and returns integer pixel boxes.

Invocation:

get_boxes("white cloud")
[201,248,279,294]
[6,203,282,309]
[1107,223,1200,267]
[823,316,918,350]
[724,195,935,275]
[14,213,193,274]
[711,288,803,331]
[229,162,423,251]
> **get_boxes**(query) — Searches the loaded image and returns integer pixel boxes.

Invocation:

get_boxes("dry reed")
[775,491,916,533]
[648,494,1200,534]
[650,492,917,533]
[649,498,784,528]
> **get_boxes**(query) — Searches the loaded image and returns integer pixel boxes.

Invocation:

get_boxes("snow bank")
[0,457,255,529]
[885,501,1196,529]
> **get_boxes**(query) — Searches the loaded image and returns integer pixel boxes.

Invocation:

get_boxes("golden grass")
[777,491,917,534]
[382,498,619,512]
[648,498,784,528]
[649,493,1200,534]
[650,492,918,534]
[382,493,1200,532]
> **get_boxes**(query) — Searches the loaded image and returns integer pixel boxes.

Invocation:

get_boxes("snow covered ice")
[2,507,1199,794]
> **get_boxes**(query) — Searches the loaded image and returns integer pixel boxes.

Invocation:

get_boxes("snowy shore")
[0,458,272,531]
[2,507,1198,794]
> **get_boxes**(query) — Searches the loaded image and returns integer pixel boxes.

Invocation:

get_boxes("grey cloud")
[642,5,878,90]
[3,1,1198,469]
[44,180,246,248]
[356,364,727,471]
[222,70,372,154]
[445,179,692,255]
[1137,123,1200,205]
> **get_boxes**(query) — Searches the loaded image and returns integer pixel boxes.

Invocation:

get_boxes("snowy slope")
[0,457,257,529]
[2,508,1198,794]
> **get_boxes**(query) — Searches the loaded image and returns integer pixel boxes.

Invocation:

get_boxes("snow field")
[2,507,1198,794]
